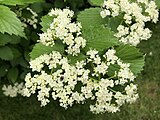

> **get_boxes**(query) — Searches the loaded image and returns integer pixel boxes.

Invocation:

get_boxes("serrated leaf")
[77,8,107,30]
[30,42,64,59]
[0,46,13,60]
[83,25,119,51]
[115,45,145,75]
[40,15,53,32]
[0,5,25,37]
[89,0,104,6]
[77,8,118,51]
[67,53,87,64]
[7,67,19,83]
[116,45,142,60]
[0,0,44,5]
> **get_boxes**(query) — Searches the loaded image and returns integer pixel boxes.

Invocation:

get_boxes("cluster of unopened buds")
[100,0,159,46]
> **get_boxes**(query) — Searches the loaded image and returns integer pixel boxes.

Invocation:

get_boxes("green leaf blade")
[0,0,44,6]
[89,0,104,6]
[0,33,21,46]
[67,53,87,64]
[77,8,107,30]
[30,42,64,60]
[0,46,13,60]
[40,15,53,32]
[0,5,25,37]
[78,8,119,51]
[7,67,19,83]
[83,26,119,51]
[115,45,145,75]
[156,0,160,9]
[0,64,10,78]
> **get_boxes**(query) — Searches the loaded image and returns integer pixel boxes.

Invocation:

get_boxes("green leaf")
[10,57,28,68]
[83,25,119,51]
[156,0,160,9]
[19,58,29,68]
[0,5,25,37]
[89,0,104,6]
[30,3,44,13]
[77,8,118,51]
[10,47,22,59]
[0,46,13,60]
[107,14,123,32]
[107,64,120,77]
[24,51,30,62]
[0,0,44,5]
[0,64,10,78]
[115,44,145,75]
[30,42,64,59]
[7,67,19,83]
[8,35,21,44]
[67,53,87,64]
[54,0,65,8]
[40,15,53,32]
[0,33,21,46]
[0,33,11,46]
[77,8,107,30]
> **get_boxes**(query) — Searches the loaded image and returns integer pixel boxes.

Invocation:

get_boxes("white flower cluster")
[25,7,38,29]
[16,7,38,29]
[2,83,24,97]
[22,49,138,113]
[100,0,159,46]
[38,8,86,56]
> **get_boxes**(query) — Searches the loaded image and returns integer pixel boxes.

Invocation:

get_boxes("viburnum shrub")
[1,0,159,114]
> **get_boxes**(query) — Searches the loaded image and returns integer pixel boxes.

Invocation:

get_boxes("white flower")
[25,7,38,29]
[124,14,132,24]
[87,49,98,59]
[115,91,126,106]
[104,49,118,64]
[1,45,138,114]
[2,7,141,114]
[125,83,139,103]
[100,10,111,18]
[101,0,159,46]
[2,83,24,97]
[94,62,108,75]
[38,8,86,55]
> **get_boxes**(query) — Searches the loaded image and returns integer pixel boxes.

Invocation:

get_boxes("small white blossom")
[38,8,86,56]
[2,7,141,114]
[101,0,159,46]
[2,83,24,97]
[18,48,138,114]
